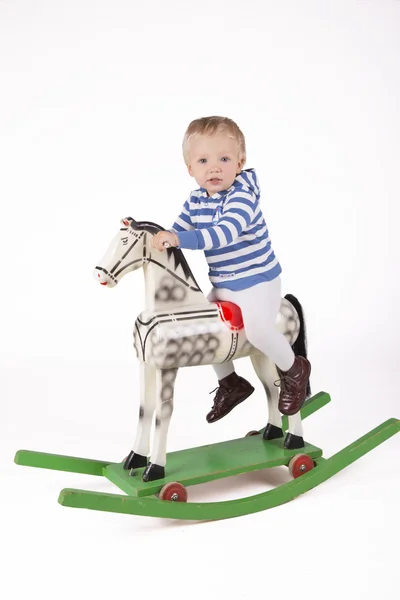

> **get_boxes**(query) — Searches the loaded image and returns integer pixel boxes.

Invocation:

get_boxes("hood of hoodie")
[233,168,260,199]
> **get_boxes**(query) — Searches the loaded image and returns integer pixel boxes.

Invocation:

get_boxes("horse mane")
[133,220,202,290]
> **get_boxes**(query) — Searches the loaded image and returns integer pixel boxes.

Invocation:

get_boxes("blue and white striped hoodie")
[171,169,282,290]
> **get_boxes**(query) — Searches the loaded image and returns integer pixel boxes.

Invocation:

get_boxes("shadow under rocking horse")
[94,217,311,482]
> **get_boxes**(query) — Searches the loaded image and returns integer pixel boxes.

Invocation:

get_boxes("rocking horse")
[94,217,310,482]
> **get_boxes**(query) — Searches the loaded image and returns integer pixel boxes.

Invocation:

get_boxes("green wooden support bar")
[58,418,400,521]
[14,450,113,476]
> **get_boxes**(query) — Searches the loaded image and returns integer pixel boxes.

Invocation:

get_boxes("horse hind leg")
[250,353,305,449]
[282,292,309,448]
[285,413,305,449]
[142,367,178,482]
[250,353,283,440]
[124,362,156,471]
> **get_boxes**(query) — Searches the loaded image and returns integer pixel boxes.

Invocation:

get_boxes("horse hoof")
[262,423,284,441]
[142,462,165,482]
[284,433,305,450]
[123,451,147,470]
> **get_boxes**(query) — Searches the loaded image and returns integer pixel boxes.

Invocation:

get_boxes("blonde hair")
[182,116,246,165]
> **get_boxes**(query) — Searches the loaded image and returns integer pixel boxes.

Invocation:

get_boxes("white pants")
[207,277,295,380]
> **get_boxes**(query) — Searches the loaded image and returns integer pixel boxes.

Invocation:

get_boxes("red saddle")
[214,301,244,331]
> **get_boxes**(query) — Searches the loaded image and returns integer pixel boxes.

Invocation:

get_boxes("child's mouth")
[209,178,222,184]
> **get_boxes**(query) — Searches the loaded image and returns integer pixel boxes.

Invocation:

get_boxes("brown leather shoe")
[276,356,311,416]
[206,372,254,423]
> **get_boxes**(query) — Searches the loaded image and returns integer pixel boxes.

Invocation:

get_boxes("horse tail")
[284,293,311,397]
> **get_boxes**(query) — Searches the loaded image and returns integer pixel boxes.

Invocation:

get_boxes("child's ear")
[187,164,193,177]
[237,158,245,173]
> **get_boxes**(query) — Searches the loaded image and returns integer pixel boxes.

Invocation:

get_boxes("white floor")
[2,2,399,598]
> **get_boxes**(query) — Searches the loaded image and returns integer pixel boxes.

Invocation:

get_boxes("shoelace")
[208,385,232,409]
[209,387,221,409]
[274,375,298,393]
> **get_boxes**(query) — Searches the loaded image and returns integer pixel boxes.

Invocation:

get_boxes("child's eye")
[221,157,230,162]
[199,158,207,164]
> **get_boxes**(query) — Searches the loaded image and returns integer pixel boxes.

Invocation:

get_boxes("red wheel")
[246,430,260,437]
[159,482,188,502]
[288,454,315,478]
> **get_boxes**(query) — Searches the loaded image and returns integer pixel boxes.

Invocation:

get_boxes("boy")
[152,116,311,422]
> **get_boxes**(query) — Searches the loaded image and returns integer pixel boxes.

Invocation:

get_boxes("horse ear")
[121,217,138,227]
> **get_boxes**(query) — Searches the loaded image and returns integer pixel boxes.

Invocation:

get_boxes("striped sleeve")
[170,197,194,233]
[177,190,257,250]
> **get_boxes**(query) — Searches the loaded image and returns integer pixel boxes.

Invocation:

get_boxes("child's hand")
[152,231,179,251]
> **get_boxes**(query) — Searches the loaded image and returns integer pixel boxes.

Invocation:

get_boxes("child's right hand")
[152,231,179,251]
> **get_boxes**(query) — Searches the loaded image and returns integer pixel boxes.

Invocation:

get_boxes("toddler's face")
[186,133,243,196]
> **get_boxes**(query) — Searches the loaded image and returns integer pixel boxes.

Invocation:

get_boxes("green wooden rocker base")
[14,392,400,521]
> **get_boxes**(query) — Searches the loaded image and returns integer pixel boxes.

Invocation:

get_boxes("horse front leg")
[124,362,156,471]
[142,367,178,482]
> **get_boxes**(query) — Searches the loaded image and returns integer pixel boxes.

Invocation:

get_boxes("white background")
[1,1,399,599]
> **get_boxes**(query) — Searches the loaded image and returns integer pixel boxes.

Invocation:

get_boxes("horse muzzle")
[93,266,117,288]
